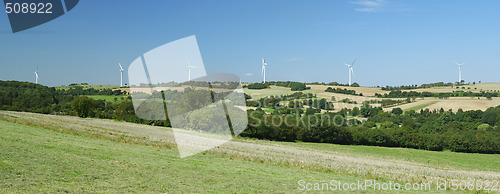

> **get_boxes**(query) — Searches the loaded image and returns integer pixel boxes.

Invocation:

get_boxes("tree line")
[244,81,310,91]
[375,90,499,99]
[0,81,125,116]
[242,104,500,154]
[307,82,360,87]
[2,80,499,154]
[381,82,454,91]
[274,81,309,91]
[325,87,363,96]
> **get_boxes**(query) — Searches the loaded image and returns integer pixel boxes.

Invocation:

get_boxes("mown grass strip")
[405,101,438,112]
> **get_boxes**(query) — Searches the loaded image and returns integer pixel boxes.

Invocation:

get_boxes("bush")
[289,82,307,91]
[275,81,308,91]
[477,124,491,131]
[391,108,403,115]
[71,96,96,118]
[246,83,269,90]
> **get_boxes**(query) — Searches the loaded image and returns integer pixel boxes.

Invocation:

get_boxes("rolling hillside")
[1,111,499,192]
[241,83,500,112]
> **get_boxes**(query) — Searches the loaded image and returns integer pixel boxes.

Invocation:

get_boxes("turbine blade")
[351,59,357,66]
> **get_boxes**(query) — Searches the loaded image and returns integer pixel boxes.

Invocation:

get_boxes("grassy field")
[77,82,500,113]
[402,83,500,93]
[308,85,390,97]
[0,113,386,193]
[466,82,500,91]
[279,142,500,172]
[0,119,363,192]
[86,95,128,104]
[404,101,439,112]
[1,111,499,192]
[242,83,500,113]
[54,84,129,105]
[243,86,298,99]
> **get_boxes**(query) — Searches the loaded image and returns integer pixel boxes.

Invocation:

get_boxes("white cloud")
[244,73,254,76]
[353,0,383,7]
[351,0,386,12]
[287,56,302,62]
[355,7,376,12]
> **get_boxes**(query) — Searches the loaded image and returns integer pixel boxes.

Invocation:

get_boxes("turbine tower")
[261,58,267,83]
[187,59,197,81]
[456,62,464,84]
[118,63,124,87]
[34,66,39,84]
[344,59,356,86]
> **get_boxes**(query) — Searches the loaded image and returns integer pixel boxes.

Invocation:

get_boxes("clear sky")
[0,0,499,87]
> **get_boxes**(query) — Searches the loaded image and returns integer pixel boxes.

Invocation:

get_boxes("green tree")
[305,108,316,115]
[116,100,136,120]
[289,82,307,91]
[486,93,493,100]
[71,96,96,118]
[351,107,360,116]
[391,108,403,115]
[246,83,268,90]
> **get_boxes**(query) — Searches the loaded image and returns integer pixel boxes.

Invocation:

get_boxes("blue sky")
[0,0,499,86]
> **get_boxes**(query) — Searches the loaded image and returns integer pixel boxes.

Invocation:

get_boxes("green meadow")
[1,111,498,192]
[0,119,377,193]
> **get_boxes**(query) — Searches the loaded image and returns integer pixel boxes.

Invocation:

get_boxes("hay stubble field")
[244,83,500,113]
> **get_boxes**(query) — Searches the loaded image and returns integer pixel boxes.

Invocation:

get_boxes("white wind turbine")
[261,58,267,83]
[456,62,464,84]
[118,63,124,87]
[187,59,197,81]
[344,59,356,86]
[34,66,39,84]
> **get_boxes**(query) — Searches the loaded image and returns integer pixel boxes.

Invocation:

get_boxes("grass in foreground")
[279,141,500,172]
[1,111,498,193]
[0,119,378,193]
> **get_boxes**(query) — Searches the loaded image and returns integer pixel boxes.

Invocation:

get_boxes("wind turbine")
[261,58,267,83]
[344,59,356,86]
[456,62,464,84]
[118,63,124,87]
[187,59,197,81]
[34,66,39,84]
